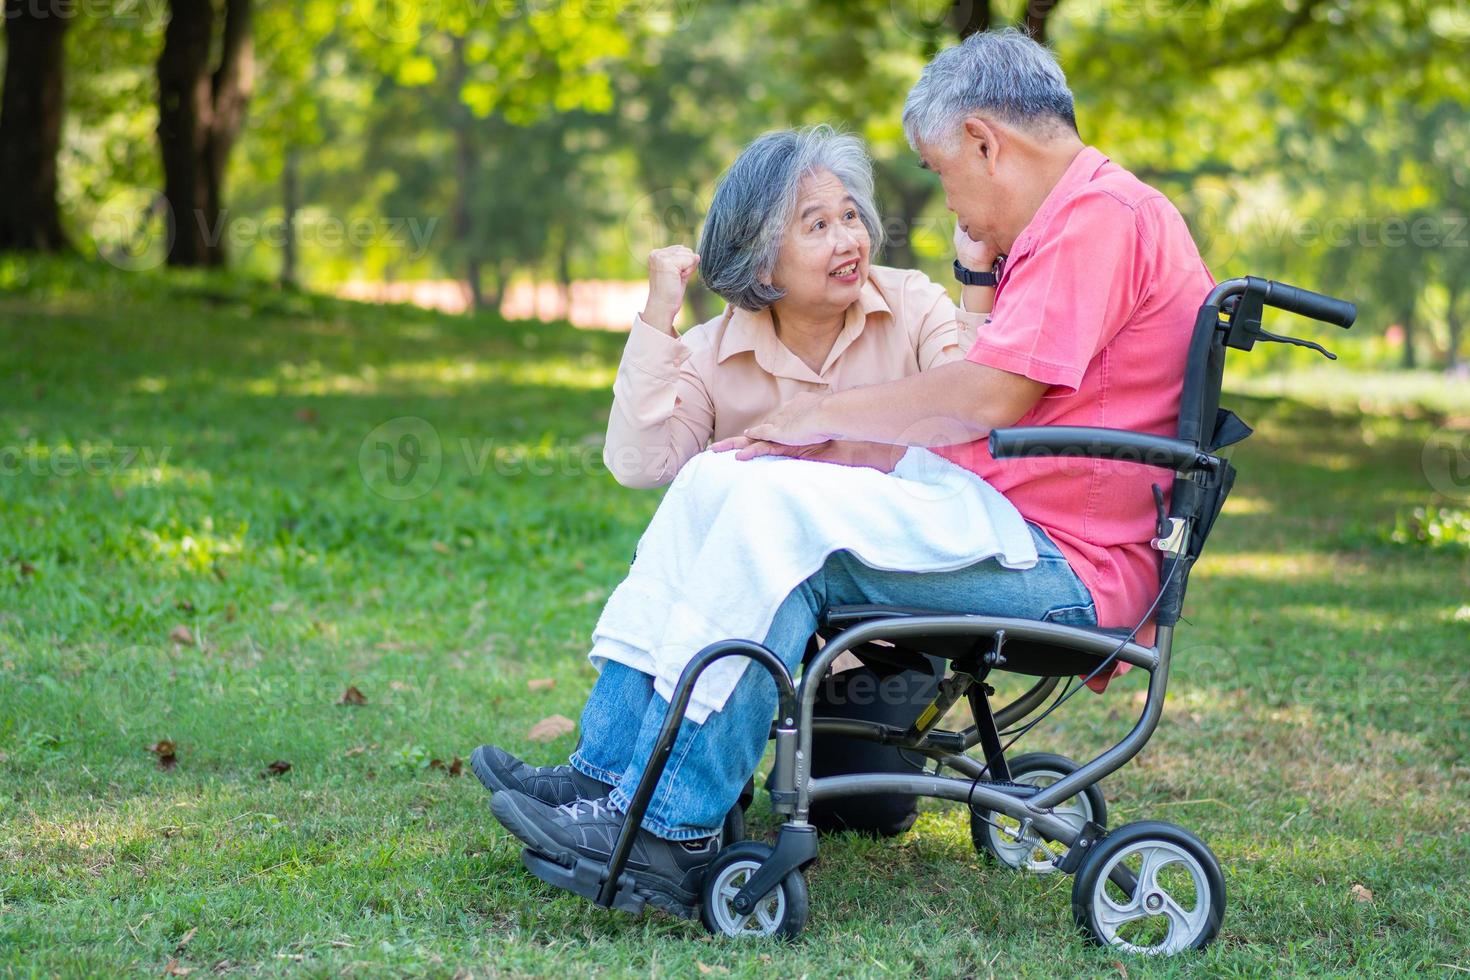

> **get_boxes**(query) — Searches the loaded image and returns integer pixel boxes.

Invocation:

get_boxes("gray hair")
[902,28,1077,151]
[698,126,884,312]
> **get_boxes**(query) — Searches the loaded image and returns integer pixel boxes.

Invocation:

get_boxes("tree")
[156,0,254,266]
[0,0,72,252]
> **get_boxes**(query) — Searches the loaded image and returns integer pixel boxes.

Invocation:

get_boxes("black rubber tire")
[1071,820,1225,955]
[700,841,809,940]
[970,752,1107,870]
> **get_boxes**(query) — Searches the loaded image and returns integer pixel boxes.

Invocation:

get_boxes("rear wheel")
[970,752,1106,873]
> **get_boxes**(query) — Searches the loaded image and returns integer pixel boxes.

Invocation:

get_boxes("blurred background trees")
[0,0,1466,366]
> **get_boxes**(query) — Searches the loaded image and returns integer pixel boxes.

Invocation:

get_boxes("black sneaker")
[490,790,720,917]
[469,745,611,806]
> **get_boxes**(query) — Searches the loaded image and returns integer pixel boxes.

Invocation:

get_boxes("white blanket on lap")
[590,447,1037,723]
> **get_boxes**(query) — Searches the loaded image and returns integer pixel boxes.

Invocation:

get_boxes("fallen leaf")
[344,746,367,758]
[224,603,238,622]
[162,957,192,976]
[260,760,291,778]
[149,740,178,770]
[526,715,576,742]
[431,540,451,555]
[364,769,377,780]
[168,626,194,646]
[18,561,36,578]
[295,407,318,424]
[268,602,289,615]
[429,758,446,770]
[337,685,368,706]
[175,927,197,951]
[696,963,727,975]
[527,678,556,692]
[175,599,194,613]
[447,756,463,776]
[1350,883,1373,903]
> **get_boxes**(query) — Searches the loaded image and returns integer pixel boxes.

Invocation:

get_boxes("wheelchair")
[521,276,1357,955]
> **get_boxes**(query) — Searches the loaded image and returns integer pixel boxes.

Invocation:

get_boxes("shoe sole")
[490,792,700,919]
[470,745,513,795]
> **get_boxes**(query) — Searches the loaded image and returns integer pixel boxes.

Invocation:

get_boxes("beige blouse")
[603,264,983,488]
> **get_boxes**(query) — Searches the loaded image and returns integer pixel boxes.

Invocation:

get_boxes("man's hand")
[954,220,999,271]
[710,435,904,471]
[739,390,833,448]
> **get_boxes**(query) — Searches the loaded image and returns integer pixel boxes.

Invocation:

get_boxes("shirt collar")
[715,276,892,382]
[1007,145,1111,263]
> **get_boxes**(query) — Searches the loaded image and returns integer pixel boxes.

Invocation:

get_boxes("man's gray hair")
[902,28,1077,150]
[698,126,884,312]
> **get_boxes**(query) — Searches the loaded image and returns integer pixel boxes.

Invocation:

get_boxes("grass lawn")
[2,259,1468,977]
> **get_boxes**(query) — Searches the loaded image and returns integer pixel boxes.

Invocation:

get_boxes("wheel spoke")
[1095,891,1149,930]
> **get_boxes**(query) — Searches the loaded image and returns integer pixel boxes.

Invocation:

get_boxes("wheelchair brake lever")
[1258,328,1337,360]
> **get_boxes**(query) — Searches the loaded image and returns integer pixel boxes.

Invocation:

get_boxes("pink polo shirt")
[937,147,1214,647]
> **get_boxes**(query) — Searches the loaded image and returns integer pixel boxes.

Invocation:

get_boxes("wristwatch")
[953,257,1002,288]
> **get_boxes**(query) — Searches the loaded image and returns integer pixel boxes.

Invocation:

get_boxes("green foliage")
[1390,505,1470,554]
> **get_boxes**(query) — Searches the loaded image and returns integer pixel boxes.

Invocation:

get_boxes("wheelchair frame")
[521,276,1356,954]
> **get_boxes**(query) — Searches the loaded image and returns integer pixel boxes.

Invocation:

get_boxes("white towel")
[590,447,1038,723]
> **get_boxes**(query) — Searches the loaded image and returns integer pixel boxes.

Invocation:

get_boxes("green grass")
[2,257,1468,977]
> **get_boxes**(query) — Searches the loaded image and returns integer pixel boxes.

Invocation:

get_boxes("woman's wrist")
[640,302,680,335]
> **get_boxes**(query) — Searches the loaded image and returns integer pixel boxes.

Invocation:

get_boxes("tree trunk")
[280,147,299,288]
[1400,302,1418,370]
[1022,0,1063,42]
[948,0,991,38]
[1446,282,1464,370]
[0,0,72,252]
[157,0,253,268]
[449,34,482,312]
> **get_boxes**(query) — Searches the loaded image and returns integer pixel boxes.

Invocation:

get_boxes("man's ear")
[962,116,1001,174]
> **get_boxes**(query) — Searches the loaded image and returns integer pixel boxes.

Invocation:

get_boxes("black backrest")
[1154,297,1253,628]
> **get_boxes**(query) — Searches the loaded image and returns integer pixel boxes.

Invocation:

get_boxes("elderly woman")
[602,125,997,489]
[473,127,1000,842]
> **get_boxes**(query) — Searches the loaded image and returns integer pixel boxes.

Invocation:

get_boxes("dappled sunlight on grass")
[231,354,617,398]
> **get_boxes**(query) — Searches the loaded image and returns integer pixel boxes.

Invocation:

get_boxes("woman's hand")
[953,221,998,272]
[641,245,701,335]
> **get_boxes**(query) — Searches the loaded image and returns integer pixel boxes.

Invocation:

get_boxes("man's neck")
[1001,137,1087,253]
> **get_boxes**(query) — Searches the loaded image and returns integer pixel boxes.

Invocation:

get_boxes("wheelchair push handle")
[1256,277,1356,329]
[987,425,1214,473]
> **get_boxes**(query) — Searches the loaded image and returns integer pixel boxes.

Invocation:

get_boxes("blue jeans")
[569,522,1096,840]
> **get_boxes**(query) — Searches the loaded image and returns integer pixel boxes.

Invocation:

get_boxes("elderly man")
[480,28,1214,915]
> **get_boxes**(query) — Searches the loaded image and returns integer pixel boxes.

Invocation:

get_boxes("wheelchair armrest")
[989,425,1218,474]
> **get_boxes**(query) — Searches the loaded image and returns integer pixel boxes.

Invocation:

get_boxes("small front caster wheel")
[1071,820,1225,955]
[971,752,1106,873]
[700,841,808,939]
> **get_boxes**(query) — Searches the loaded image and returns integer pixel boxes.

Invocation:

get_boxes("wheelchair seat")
[821,603,1147,678]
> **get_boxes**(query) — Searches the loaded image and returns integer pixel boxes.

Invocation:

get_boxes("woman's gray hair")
[698,126,884,312]
[902,28,1077,151]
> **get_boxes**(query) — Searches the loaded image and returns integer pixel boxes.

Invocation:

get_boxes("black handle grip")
[988,426,1209,472]
[1259,278,1356,328]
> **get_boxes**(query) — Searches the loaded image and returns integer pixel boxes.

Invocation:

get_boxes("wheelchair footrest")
[521,848,648,916]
